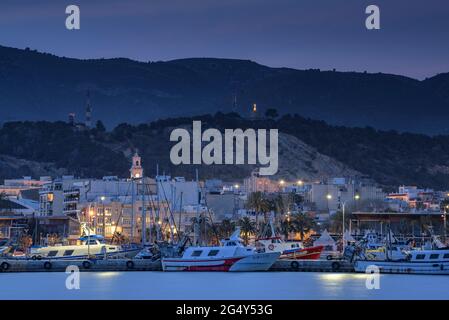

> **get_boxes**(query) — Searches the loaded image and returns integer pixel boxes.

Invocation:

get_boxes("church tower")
[130,150,143,179]
[250,103,258,119]
[85,90,92,128]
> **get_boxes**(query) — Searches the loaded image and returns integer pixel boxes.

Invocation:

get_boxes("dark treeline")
[1,112,449,189]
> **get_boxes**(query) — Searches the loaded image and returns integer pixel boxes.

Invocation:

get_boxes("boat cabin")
[408,249,449,262]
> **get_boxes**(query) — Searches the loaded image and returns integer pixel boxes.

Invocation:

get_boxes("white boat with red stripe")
[161,229,280,272]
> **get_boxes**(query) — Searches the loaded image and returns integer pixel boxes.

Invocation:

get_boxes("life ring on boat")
[1,262,10,271]
[82,261,92,269]
[126,260,135,269]
[268,244,275,251]
[31,255,37,260]
[290,261,299,270]
[43,261,52,270]
[331,261,340,271]
[326,255,333,261]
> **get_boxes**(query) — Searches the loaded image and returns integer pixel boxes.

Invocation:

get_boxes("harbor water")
[2,272,449,300]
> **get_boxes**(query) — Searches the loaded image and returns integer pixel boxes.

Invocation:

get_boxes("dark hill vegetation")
[1,113,449,190]
[1,45,448,134]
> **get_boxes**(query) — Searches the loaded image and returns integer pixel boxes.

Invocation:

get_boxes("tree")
[246,192,264,226]
[280,218,294,240]
[217,219,235,239]
[290,212,316,241]
[238,217,256,245]
[265,108,279,119]
[19,234,33,252]
[112,231,127,245]
[96,120,106,132]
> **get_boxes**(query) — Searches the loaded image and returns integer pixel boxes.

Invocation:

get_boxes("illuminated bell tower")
[130,150,143,179]
[250,103,258,119]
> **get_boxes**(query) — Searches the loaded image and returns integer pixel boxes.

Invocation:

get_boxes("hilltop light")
[234,184,239,189]
[355,194,360,200]
[326,194,332,200]
[100,196,106,201]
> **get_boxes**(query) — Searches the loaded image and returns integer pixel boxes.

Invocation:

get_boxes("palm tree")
[112,231,126,245]
[280,218,294,240]
[329,210,352,234]
[238,217,256,245]
[246,192,264,226]
[262,198,275,226]
[290,212,316,241]
[273,195,286,223]
[217,219,235,239]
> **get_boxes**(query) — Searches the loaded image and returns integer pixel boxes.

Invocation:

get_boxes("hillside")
[1,113,449,189]
[0,45,448,134]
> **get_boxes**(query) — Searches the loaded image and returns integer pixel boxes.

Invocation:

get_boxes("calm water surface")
[1,272,449,300]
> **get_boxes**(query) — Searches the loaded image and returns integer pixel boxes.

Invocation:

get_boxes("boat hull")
[162,252,280,272]
[354,260,449,275]
[229,252,280,271]
[280,245,324,260]
[29,247,141,260]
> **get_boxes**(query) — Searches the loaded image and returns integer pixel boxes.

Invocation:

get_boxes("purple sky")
[0,0,448,79]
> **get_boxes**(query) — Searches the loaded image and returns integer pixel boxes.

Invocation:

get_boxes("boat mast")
[131,178,135,242]
[156,164,161,241]
[141,177,146,246]
[194,169,201,246]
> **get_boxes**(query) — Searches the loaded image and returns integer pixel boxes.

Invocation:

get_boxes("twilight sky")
[0,0,448,79]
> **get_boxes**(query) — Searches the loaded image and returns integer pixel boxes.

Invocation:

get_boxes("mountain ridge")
[0,45,448,134]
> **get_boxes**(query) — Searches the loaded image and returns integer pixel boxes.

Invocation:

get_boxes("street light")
[326,194,332,200]
[340,195,361,253]
[297,180,303,186]
[100,196,106,238]
[444,205,449,239]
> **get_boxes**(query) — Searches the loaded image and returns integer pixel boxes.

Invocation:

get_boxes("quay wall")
[0,258,354,273]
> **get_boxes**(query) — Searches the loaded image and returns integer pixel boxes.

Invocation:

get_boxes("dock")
[0,258,354,273]
[270,259,354,272]
[0,258,162,273]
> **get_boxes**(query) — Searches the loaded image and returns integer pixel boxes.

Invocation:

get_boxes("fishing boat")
[255,221,324,260]
[161,229,280,272]
[354,248,449,275]
[29,234,140,260]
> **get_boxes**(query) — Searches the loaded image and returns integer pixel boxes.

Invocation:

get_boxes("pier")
[0,259,162,273]
[0,258,354,273]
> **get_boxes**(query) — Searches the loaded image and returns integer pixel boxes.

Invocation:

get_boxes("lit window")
[191,250,203,257]
[63,250,74,256]
[208,250,220,256]
[47,250,58,257]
